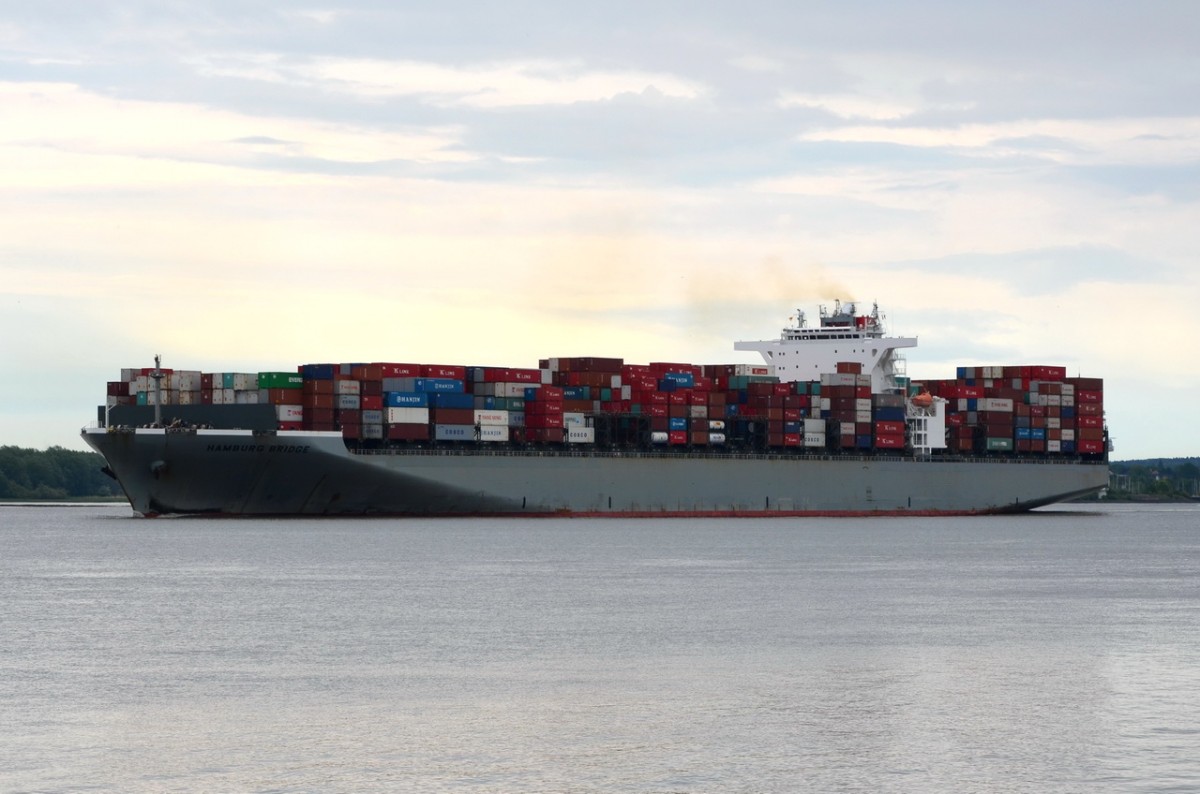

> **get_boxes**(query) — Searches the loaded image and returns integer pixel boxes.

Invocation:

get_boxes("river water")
[2,503,1198,793]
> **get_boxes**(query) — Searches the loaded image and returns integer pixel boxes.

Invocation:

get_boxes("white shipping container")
[336,394,360,410]
[121,368,137,382]
[732,364,774,377]
[563,412,586,428]
[335,380,361,396]
[209,389,225,405]
[650,431,669,444]
[821,373,858,387]
[234,390,258,404]
[474,409,509,426]
[856,410,872,423]
[567,427,595,443]
[176,371,203,391]
[855,398,872,412]
[1061,395,1074,407]
[1062,429,1076,441]
[1046,394,1062,407]
[275,404,303,422]
[1047,417,1061,429]
[178,390,201,405]
[708,433,727,444]
[479,426,509,442]
[688,405,708,419]
[387,407,430,424]
[233,373,257,390]
[361,409,383,425]
[1061,383,1075,396]
[1047,440,1062,453]
[820,397,832,412]
[804,418,826,432]
[978,398,1013,412]
[361,424,384,440]
[502,383,527,399]
[708,420,726,431]
[621,385,632,400]
[804,433,827,447]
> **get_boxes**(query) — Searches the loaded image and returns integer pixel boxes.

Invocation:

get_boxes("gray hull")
[83,428,1109,517]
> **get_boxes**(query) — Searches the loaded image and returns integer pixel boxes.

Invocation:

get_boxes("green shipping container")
[985,437,1014,451]
[258,371,303,389]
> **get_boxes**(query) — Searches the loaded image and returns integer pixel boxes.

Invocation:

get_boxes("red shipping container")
[783,433,802,446]
[303,394,334,410]
[277,421,303,431]
[387,423,430,441]
[422,364,466,380]
[305,408,334,424]
[377,363,421,377]
[1078,415,1103,429]
[526,413,565,429]
[668,431,687,445]
[1077,403,1103,416]
[510,368,541,383]
[527,428,565,443]
[690,431,709,445]
[351,364,383,381]
[874,433,905,449]
[1077,390,1103,404]
[341,424,362,439]
[836,362,862,374]
[361,395,383,411]
[1078,439,1105,454]
[526,400,564,415]
[875,421,905,435]
[432,408,474,424]
[303,379,333,395]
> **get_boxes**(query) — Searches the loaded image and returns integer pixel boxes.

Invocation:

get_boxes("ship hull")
[83,428,1108,517]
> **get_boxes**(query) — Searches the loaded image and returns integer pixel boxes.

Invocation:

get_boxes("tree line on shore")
[1107,458,1200,500]
[0,446,121,499]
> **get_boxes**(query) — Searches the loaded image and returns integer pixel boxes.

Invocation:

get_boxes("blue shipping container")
[669,417,688,431]
[384,392,429,408]
[415,378,464,393]
[301,364,336,380]
[432,392,474,409]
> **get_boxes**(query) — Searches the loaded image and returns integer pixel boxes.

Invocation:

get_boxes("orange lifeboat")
[910,389,933,408]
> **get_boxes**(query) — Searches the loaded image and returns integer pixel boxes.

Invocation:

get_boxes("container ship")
[82,302,1110,517]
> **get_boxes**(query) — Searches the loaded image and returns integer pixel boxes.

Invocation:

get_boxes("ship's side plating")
[84,427,1108,517]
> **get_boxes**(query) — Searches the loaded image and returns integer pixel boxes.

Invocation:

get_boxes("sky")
[2,1,1197,459]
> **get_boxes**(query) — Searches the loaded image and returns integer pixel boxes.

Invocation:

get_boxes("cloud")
[779,92,916,121]
[187,54,707,108]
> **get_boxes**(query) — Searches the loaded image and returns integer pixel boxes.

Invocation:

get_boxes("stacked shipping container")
[104,356,1105,458]
[927,366,1105,456]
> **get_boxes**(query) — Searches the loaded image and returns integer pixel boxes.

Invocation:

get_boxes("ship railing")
[349,446,1099,466]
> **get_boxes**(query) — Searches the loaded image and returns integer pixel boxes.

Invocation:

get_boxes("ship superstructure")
[735,301,916,392]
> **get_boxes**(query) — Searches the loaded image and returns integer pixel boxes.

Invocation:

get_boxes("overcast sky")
[3,2,1197,459]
